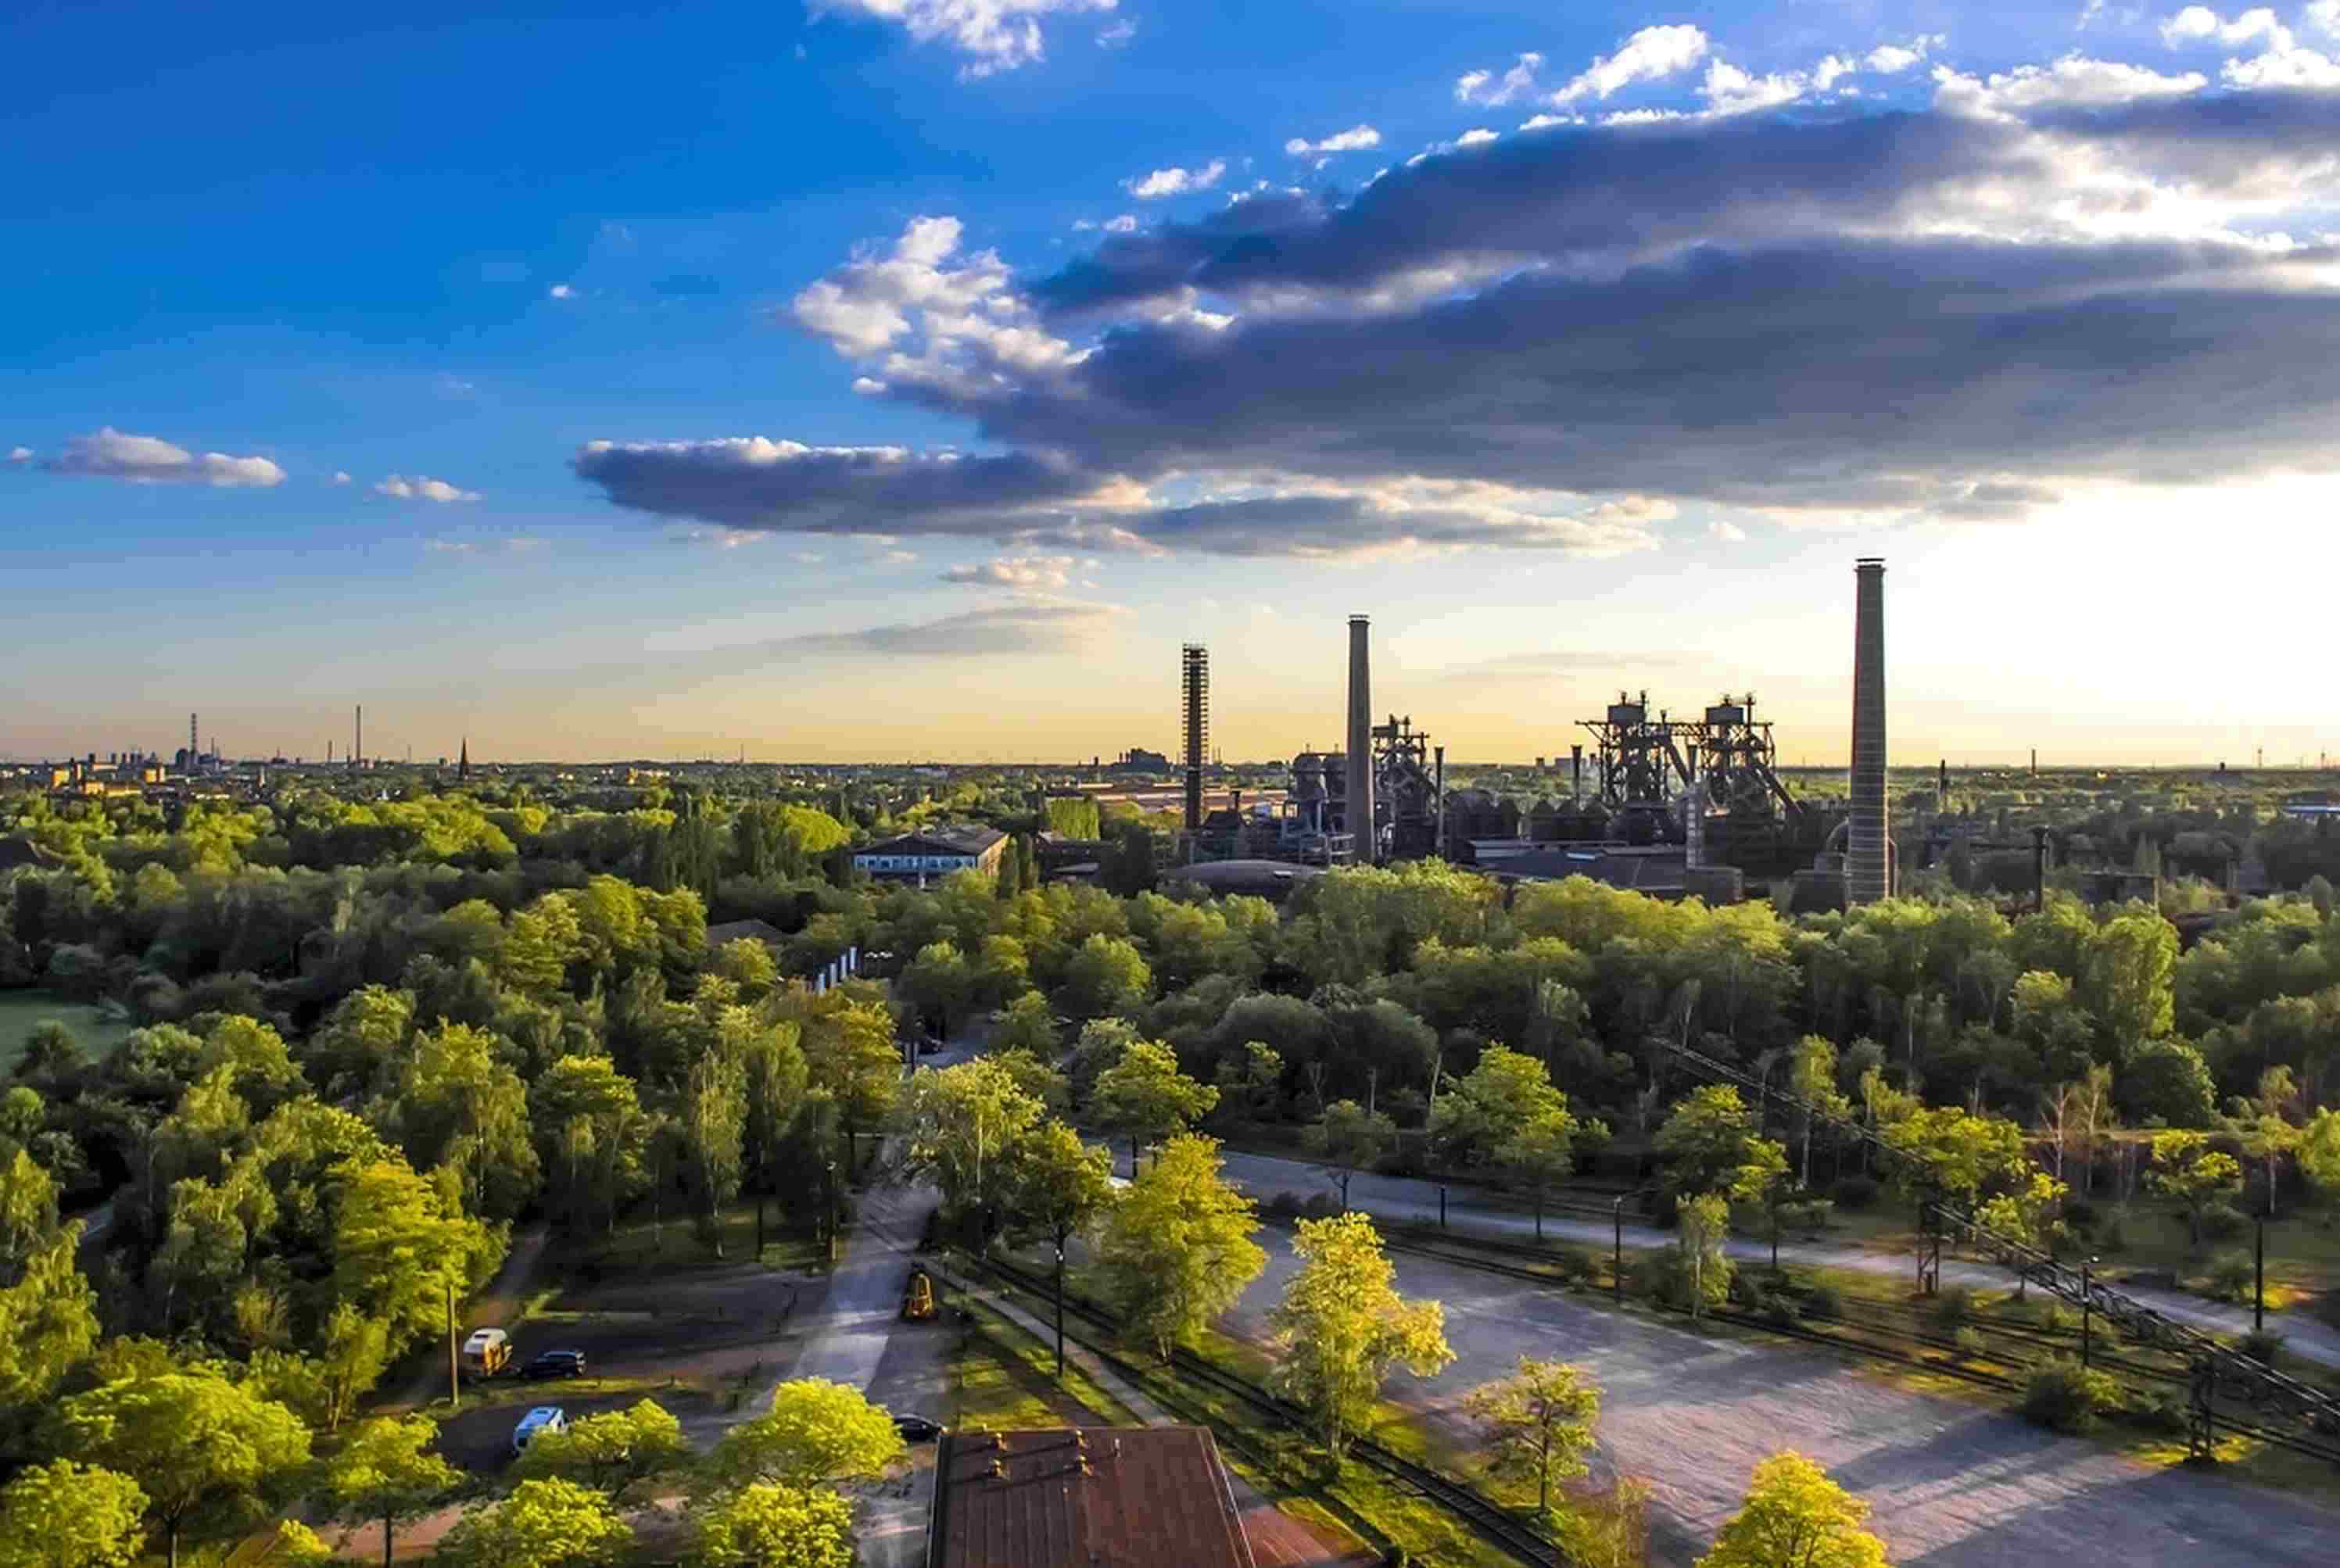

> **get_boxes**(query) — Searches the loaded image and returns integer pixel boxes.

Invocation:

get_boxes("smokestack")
[1571,744,1583,809]
[354,705,363,771]
[1347,615,1374,865]
[1181,645,1209,834]
[1847,558,1889,906]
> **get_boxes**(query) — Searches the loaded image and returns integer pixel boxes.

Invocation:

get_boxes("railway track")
[955,1249,1565,1568]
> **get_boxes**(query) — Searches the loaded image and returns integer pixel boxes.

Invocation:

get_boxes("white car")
[512,1406,566,1455]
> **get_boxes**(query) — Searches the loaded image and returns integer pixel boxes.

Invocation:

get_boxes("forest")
[3,770,2339,1565]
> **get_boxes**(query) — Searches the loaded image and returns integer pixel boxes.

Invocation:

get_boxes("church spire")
[459,736,470,781]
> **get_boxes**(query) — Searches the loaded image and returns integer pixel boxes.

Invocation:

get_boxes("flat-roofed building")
[852,825,1008,884]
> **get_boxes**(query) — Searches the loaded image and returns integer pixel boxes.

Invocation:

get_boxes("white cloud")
[883,548,919,564]
[2223,41,2340,83]
[1932,55,2205,116]
[375,474,481,503]
[332,471,352,484]
[1550,24,1711,105]
[852,376,888,394]
[1456,127,1499,147]
[1285,124,1382,156]
[820,0,1119,78]
[1104,213,1138,233]
[1123,159,1227,199]
[790,215,1074,388]
[1813,55,1857,91]
[2313,0,2340,36]
[1456,52,1544,106]
[548,283,576,299]
[671,526,769,550]
[1518,113,1571,131]
[1702,59,1813,114]
[1708,520,1748,542]
[2159,5,2291,48]
[1865,41,1933,73]
[1096,18,1134,47]
[941,553,1075,588]
[425,535,544,556]
[40,428,285,488]
[7,446,30,463]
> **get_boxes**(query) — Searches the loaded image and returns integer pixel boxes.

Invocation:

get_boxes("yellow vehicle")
[901,1267,936,1322]
[462,1327,512,1376]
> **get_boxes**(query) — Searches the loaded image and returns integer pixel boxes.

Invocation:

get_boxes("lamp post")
[2081,1255,2098,1369]
[824,1160,839,1265]
[1439,1185,1448,1230]
[2255,1212,2267,1335]
[1614,1197,1625,1303]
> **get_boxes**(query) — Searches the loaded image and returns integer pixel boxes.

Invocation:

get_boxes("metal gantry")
[1655,1035,2340,1463]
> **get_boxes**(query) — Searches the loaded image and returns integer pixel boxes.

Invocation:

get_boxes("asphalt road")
[1200,1147,2340,1370]
[1218,1225,2340,1566]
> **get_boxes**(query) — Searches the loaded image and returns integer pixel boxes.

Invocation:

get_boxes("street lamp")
[824,1160,839,1264]
[2080,1255,2098,1369]
[1614,1197,1625,1303]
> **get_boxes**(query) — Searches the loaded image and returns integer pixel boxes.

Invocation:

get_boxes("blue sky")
[9,1,2340,765]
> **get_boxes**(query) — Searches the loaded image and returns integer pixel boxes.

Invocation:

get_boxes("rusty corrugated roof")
[930,1426,1257,1568]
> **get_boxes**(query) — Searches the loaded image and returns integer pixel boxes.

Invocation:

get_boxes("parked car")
[522,1348,587,1380]
[513,1406,566,1454]
[893,1413,944,1442]
[461,1327,511,1376]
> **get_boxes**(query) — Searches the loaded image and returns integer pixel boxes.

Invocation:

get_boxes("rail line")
[955,1249,1564,1568]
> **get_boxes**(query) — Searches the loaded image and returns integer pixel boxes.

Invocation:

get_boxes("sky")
[8,0,2340,767]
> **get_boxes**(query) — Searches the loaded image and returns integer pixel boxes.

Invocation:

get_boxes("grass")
[421,1373,714,1418]
[0,989,135,1073]
[948,1295,1135,1430]
[564,1203,825,1281]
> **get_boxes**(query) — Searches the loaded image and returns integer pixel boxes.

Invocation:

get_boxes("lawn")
[0,989,135,1073]
[563,1203,825,1281]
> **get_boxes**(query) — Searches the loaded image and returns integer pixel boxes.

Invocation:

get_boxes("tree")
[1092,1040,1217,1170]
[1268,1212,1453,1458]
[331,1156,503,1355]
[57,1370,313,1568]
[897,941,975,1036]
[435,1479,631,1568]
[1095,1134,1266,1360]
[682,1043,748,1254]
[797,1000,901,1168]
[533,1054,652,1233]
[898,1058,1047,1222]
[1427,1045,1566,1169]
[989,990,1061,1058]
[0,1146,59,1278]
[2233,1065,2300,1217]
[2302,1107,2340,1203]
[1655,1084,1767,1200]
[701,1379,905,1491]
[1306,1100,1397,1211]
[318,1416,462,1568]
[690,1483,855,1568]
[1974,1171,2068,1297]
[1003,1120,1118,1380]
[1497,1106,1586,1241]
[1876,1104,2028,1211]
[1695,1452,1888,1568]
[397,1021,540,1223]
[0,1460,147,1568]
[2148,1130,2243,1246]
[2083,911,2177,1042]
[1465,1357,1600,1516]
[2117,1039,2217,1129]
[1056,933,1153,1020]
[1787,1036,1851,1187]
[1675,1194,1733,1319]
[514,1399,690,1500]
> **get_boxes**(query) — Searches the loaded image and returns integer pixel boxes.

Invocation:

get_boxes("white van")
[513,1406,566,1455]
[462,1327,510,1376]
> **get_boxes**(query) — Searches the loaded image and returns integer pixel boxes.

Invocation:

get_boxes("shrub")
[2126,1387,2189,1435]
[1546,1248,1597,1287]
[1953,1326,1987,1359]
[2098,1215,2127,1254]
[1827,1174,1881,1211]
[2199,1203,2250,1246]
[2033,1301,2074,1334]
[1761,1291,1803,1328]
[2205,1251,2255,1304]
[2021,1356,2120,1433]
[2240,1329,2285,1367]
[1801,1280,1843,1320]
[2062,1197,2099,1232]
[1931,1284,1977,1333]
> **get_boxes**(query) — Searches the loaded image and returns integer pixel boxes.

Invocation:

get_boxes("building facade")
[852,826,1009,883]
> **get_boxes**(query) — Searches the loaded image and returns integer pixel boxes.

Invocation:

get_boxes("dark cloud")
[1127,493,1651,557]
[758,602,1116,657]
[572,439,1090,533]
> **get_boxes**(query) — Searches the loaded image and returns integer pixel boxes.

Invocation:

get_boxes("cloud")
[2160,5,2291,48]
[1285,124,1382,156]
[40,428,285,487]
[332,471,352,485]
[819,0,1119,77]
[1097,18,1134,48]
[7,446,30,463]
[941,553,1075,587]
[1454,127,1500,147]
[375,474,481,503]
[548,283,576,299]
[1866,41,1933,73]
[1550,24,1711,106]
[882,548,920,564]
[1701,59,1816,115]
[1104,214,1138,233]
[1123,160,1227,199]
[575,438,1095,534]
[1457,53,1547,106]
[1933,55,2206,116]
[788,216,1074,379]
[425,535,546,556]
[761,600,1120,657]
[1708,521,1748,542]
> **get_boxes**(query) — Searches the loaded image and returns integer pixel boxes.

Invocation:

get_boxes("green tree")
[1306,1100,1398,1211]
[700,1379,905,1491]
[898,1058,1047,1221]
[1267,1212,1454,1457]
[690,1483,855,1568]
[514,1399,690,1501]
[58,1369,313,1568]
[0,1229,99,1412]
[2117,1039,2218,1129]
[398,1021,540,1223]
[2083,911,2177,1042]
[1092,1040,1217,1170]
[1095,1134,1266,1360]
[0,1146,59,1276]
[0,1460,148,1568]
[1655,1084,1768,1200]
[317,1416,462,1568]
[1786,1036,1851,1187]
[1498,1106,1589,1242]
[989,990,1060,1058]
[2302,1107,2340,1202]
[435,1479,631,1568]
[532,1055,652,1233]
[1675,1193,1733,1319]
[331,1156,503,1355]
[797,999,901,1168]
[1427,1045,1567,1169]
[1003,1119,1118,1380]
[897,941,975,1035]
[1464,1357,1601,1516]
[1876,1104,2028,1211]
[1056,933,1153,1020]
[2233,1065,2300,1216]
[1695,1452,1889,1568]
[2148,1129,2243,1246]
[682,1041,748,1254]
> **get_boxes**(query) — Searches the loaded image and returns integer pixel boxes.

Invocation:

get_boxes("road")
[1218,1223,2340,1566]
[1196,1147,2340,1370]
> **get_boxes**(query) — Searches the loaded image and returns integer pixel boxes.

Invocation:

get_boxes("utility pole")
[1614,1197,1625,1303]
[2255,1214,2267,1335]
[446,1276,460,1410]
[2081,1257,2096,1369]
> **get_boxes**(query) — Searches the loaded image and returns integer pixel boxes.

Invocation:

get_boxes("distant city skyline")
[9,3,2340,767]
